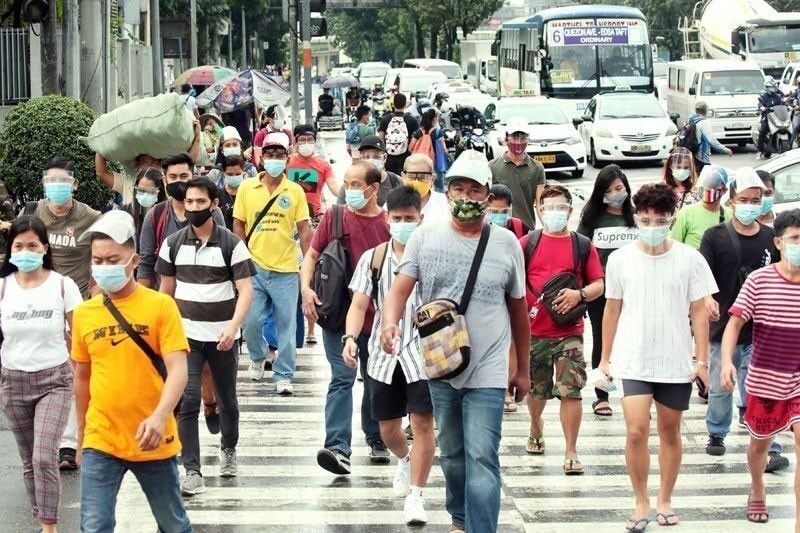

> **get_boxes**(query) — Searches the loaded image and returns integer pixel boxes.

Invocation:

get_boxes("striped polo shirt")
[730,264,800,400]
[156,223,256,342]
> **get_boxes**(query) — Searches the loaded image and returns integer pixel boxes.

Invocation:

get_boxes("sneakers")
[276,380,294,395]
[317,448,351,475]
[393,455,411,497]
[369,441,391,464]
[181,470,206,496]
[706,435,726,456]
[765,451,790,473]
[58,448,78,470]
[249,360,265,381]
[220,447,238,477]
[404,490,428,525]
[204,403,220,434]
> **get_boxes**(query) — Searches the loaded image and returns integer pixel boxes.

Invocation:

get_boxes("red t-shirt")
[311,207,390,335]
[254,127,295,149]
[286,153,334,217]
[519,233,605,338]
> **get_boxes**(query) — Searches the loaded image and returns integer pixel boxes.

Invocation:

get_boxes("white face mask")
[222,146,241,157]
[672,168,691,182]
[298,143,315,157]
[273,119,285,130]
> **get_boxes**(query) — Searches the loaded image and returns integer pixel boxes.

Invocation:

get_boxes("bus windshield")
[749,26,800,53]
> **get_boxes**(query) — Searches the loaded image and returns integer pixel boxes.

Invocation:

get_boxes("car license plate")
[534,155,556,164]
[630,145,651,153]
[729,122,746,129]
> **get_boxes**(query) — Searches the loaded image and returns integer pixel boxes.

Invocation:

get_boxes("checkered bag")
[412,225,490,381]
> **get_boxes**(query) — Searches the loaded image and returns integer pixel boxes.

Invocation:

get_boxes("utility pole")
[190,0,198,67]
[63,0,80,98]
[301,0,312,125]
[289,0,299,122]
[241,7,247,68]
[151,0,163,93]
[80,0,103,111]
[102,0,112,111]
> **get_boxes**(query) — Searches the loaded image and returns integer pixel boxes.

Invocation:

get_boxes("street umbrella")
[322,74,359,89]
[196,70,290,114]
[173,65,236,88]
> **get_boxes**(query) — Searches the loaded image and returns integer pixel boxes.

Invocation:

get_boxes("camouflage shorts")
[529,336,586,400]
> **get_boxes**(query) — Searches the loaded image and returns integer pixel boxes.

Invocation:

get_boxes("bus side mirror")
[688,87,696,96]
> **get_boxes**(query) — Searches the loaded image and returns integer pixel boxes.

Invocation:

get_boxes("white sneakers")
[393,455,410,497]
[276,380,294,395]
[404,489,427,525]
[248,360,264,381]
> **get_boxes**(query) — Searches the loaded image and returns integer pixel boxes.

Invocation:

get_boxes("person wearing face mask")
[523,184,605,475]
[720,209,800,527]
[337,136,403,208]
[342,186,435,526]
[599,182,716,531]
[300,161,391,474]
[286,124,340,222]
[72,210,192,533]
[234,133,313,395]
[489,118,545,230]
[662,147,701,209]
[252,105,294,167]
[380,150,531,533]
[577,165,638,418]
[0,216,83,533]
[487,183,529,239]
[137,153,226,289]
[671,165,732,249]
[756,170,776,226]
[401,153,449,225]
[124,168,166,249]
[756,77,784,160]
[207,126,258,189]
[156,178,256,496]
[698,167,787,470]
[217,155,246,231]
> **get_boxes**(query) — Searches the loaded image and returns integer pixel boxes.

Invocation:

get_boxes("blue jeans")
[321,328,381,456]
[263,291,305,350]
[242,266,298,382]
[80,449,191,533]
[428,381,505,532]
[707,343,782,453]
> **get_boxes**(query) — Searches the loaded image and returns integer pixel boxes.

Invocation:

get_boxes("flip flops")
[526,434,545,455]
[656,512,679,526]
[563,457,585,475]
[747,495,769,523]
[625,517,650,532]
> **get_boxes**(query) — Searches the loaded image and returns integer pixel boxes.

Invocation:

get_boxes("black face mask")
[166,181,188,201]
[185,208,213,228]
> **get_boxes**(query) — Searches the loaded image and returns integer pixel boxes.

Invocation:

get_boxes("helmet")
[416,98,432,115]
[765,76,777,89]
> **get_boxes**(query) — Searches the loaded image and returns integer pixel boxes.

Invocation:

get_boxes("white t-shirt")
[421,192,451,225]
[183,94,198,115]
[605,241,717,383]
[0,272,82,371]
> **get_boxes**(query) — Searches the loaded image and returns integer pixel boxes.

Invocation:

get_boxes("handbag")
[412,225,490,380]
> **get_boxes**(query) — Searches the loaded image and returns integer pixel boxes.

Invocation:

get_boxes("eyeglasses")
[541,202,571,212]
[635,215,673,227]
[404,172,432,181]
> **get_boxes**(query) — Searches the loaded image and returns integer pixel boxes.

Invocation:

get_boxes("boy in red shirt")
[487,183,529,239]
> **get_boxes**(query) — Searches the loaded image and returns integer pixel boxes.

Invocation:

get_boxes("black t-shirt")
[218,188,236,231]
[699,222,779,344]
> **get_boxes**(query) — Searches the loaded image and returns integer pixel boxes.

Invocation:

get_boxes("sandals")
[526,434,545,455]
[626,517,650,532]
[563,457,585,475]
[504,394,518,413]
[305,335,317,345]
[747,494,769,523]
[592,399,613,417]
[656,512,679,526]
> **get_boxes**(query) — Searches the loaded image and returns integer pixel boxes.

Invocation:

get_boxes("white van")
[402,58,463,80]
[665,59,764,146]
[779,62,800,96]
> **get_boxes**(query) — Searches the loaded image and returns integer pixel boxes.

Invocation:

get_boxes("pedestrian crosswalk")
[112,340,797,532]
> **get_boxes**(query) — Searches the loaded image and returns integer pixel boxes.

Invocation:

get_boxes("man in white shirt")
[181,84,200,119]
[599,182,716,532]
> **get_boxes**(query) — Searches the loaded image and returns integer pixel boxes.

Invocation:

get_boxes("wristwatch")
[341,334,355,347]
[579,289,587,302]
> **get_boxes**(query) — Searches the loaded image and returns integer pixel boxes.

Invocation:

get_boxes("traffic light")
[296,0,327,37]
[309,17,327,37]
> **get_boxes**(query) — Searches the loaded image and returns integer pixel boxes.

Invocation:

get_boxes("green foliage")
[0,96,112,210]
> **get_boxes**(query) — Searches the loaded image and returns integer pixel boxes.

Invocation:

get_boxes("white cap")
[79,210,137,244]
[445,150,492,187]
[506,117,529,137]
[221,126,242,142]
[732,167,766,191]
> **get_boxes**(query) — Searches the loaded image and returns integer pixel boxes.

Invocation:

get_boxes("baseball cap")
[79,210,136,244]
[220,126,241,142]
[262,132,290,150]
[732,167,766,191]
[359,135,386,152]
[506,118,529,137]
[698,165,729,189]
[293,124,317,139]
[445,150,492,187]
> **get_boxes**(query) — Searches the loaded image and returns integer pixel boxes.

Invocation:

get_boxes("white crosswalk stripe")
[112,339,797,532]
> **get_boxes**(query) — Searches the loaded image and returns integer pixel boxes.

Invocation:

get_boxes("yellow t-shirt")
[71,285,189,462]
[233,172,310,272]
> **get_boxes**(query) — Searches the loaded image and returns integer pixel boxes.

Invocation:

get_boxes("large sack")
[85,93,195,163]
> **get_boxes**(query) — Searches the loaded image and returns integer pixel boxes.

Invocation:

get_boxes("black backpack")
[675,117,701,153]
[313,205,351,331]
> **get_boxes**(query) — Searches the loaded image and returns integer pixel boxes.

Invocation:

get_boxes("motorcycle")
[443,125,460,161]
[451,104,493,159]
[461,126,493,159]
[754,104,794,157]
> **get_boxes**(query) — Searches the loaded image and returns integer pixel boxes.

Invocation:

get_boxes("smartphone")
[695,377,708,400]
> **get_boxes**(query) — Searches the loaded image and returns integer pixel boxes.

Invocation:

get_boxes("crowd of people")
[0,102,799,533]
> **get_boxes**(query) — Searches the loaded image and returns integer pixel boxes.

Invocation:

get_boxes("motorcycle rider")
[757,76,784,160]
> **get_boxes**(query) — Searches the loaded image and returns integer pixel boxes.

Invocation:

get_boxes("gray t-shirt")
[397,222,525,389]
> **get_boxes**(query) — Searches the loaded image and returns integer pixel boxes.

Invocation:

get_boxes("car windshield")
[360,64,389,78]
[498,104,567,125]
[426,65,463,80]
[486,60,497,81]
[749,26,800,53]
[701,70,764,94]
[402,74,446,92]
[599,96,664,119]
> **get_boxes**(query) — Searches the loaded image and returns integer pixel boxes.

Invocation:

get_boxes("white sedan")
[579,91,677,168]
[485,97,586,178]
[755,149,800,213]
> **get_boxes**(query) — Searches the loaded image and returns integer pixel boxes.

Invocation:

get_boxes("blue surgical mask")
[264,160,286,178]
[345,188,369,210]
[604,190,628,209]
[367,158,384,171]
[761,196,774,216]
[390,221,417,245]
[734,203,762,225]
[639,225,670,247]
[136,191,158,208]
[10,251,44,272]
[784,241,800,267]
[92,261,132,294]
[225,175,244,188]
[542,211,568,233]
[44,183,73,206]
[671,168,691,182]
[487,213,510,227]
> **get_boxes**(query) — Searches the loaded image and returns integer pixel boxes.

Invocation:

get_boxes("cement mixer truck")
[681,0,800,79]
